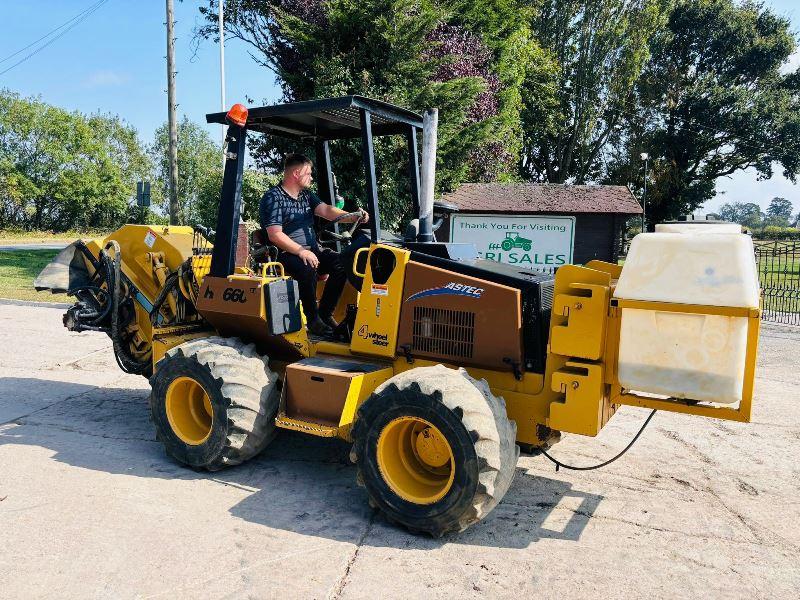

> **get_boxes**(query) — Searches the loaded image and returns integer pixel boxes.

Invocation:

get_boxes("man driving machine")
[259,154,369,336]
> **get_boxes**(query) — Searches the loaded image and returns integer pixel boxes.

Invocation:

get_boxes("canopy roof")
[206,95,424,141]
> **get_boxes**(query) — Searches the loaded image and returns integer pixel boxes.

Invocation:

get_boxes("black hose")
[72,324,108,332]
[539,409,657,472]
[103,241,150,375]
[69,285,111,325]
[149,269,180,327]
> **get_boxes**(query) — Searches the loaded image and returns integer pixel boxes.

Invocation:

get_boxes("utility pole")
[166,0,180,225]
[218,0,226,156]
[640,152,649,233]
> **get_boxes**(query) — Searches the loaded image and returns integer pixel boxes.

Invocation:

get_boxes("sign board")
[136,181,151,207]
[450,214,575,270]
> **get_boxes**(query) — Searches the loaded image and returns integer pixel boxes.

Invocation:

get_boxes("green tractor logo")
[500,231,532,252]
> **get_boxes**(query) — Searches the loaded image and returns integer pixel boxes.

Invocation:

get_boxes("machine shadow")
[229,432,604,549]
[0,377,602,549]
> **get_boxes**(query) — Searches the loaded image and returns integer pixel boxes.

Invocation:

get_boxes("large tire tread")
[352,365,519,536]
[149,336,279,471]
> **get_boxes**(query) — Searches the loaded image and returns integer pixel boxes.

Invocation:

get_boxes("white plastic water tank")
[655,222,742,234]
[614,231,759,404]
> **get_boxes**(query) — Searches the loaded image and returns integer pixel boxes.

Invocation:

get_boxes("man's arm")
[266,226,319,268]
[314,203,369,223]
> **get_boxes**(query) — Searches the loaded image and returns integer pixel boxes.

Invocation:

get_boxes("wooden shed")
[436,183,642,265]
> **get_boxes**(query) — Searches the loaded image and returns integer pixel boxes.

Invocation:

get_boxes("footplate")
[279,355,393,441]
[275,415,339,437]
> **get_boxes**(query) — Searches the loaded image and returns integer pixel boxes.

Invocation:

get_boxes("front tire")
[351,365,519,536]
[149,337,279,471]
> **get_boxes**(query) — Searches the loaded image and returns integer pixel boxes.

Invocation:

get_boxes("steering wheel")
[322,210,367,245]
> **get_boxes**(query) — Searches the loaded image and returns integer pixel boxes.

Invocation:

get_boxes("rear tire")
[351,365,519,536]
[149,336,279,471]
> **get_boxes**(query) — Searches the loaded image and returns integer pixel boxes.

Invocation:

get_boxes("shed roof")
[440,183,643,215]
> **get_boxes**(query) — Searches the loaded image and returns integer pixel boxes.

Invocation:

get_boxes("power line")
[0,0,107,65]
[0,0,111,78]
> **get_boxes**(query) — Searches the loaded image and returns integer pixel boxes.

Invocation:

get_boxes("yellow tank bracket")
[550,282,610,361]
[609,299,760,423]
[548,360,615,437]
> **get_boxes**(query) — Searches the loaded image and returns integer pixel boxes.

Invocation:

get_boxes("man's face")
[292,164,313,190]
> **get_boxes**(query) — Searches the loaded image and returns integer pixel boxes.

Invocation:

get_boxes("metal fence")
[755,240,800,325]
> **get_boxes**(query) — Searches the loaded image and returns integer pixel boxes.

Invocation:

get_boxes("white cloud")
[83,69,130,88]
[711,167,799,214]
[782,50,800,74]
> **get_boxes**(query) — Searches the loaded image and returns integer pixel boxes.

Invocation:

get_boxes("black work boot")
[319,313,339,330]
[307,316,334,336]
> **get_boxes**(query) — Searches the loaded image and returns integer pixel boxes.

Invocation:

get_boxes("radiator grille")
[540,279,555,312]
[412,306,475,359]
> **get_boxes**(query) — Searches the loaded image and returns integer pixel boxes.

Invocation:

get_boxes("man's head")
[283,154,313,190]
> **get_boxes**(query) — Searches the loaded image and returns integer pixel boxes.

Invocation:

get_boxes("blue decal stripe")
[134,291,164,324]
[406,287,480,302]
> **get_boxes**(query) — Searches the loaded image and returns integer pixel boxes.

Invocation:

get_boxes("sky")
[0,0,798,216]
[0,1,282,146]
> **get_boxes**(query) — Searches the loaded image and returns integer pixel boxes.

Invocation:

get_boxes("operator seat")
[403,200,459,242]
[250,229,279,270]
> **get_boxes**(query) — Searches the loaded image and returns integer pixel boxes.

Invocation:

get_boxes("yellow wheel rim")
[376,416,455,505]
[165,376,214,445]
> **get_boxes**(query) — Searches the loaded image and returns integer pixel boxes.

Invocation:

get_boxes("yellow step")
[274,414,339,437]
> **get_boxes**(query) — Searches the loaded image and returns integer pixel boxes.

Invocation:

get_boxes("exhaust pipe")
[418,108,438,243]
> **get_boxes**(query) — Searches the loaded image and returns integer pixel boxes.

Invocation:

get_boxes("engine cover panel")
[397,261,522,372]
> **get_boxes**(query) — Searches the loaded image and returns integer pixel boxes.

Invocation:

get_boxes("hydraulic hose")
[539,409,657,472]
[102,241,150,375]
[149,269,180,327]
[70,285,111,325]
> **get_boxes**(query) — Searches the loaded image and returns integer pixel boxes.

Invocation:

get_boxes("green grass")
[0,249,72,303]
[754,243,800,314]
[0,229,107,245]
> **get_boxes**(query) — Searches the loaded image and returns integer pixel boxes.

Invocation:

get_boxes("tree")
[150,116,221,225]
[718,201,764,229]
[616,0,800,224]
[194,168,276,228]
[522,0,668,184]
[0,90,149,231]
[198,0,547,227]
[765,196,793,227]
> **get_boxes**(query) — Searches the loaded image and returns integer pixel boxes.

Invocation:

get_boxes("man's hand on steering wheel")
[330,209,368,225]
[324,209,369,245]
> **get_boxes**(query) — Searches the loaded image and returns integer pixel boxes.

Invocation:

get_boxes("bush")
[753,226,800,241]
[0,90,150,233]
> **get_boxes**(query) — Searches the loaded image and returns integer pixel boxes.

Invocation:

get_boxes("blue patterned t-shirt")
[259,185,322,249]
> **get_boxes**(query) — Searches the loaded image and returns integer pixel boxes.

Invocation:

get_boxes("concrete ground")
[1,304,799,599]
